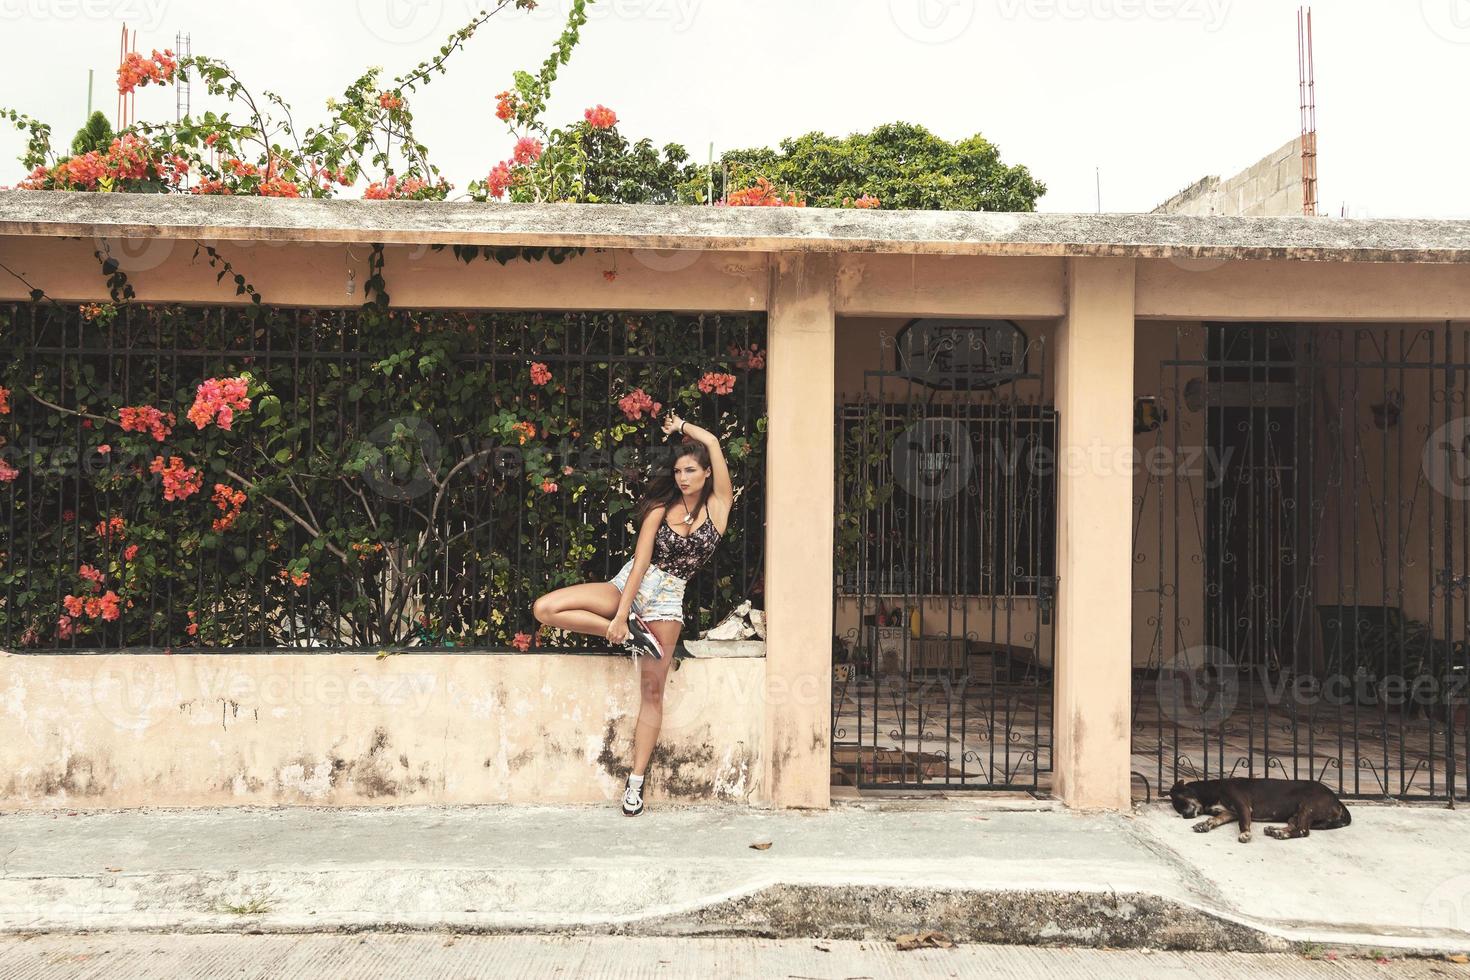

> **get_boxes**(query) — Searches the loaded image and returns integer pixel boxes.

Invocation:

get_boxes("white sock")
[628,773,644,789]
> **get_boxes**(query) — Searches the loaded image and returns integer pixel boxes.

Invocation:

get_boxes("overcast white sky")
[1,0,1466,217]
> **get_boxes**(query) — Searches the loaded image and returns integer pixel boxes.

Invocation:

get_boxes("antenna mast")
[175,31,192,124]
[1297,6,1319,216]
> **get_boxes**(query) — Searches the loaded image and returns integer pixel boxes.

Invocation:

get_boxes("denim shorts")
[610,558,686,624]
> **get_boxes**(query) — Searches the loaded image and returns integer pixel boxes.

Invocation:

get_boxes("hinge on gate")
[1018,575,1059,625]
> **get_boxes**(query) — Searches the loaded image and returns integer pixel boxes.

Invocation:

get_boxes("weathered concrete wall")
[0,652,766,808]
[1153,138,1305,218]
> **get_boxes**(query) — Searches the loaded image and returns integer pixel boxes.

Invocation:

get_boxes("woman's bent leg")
[531,582,625,638]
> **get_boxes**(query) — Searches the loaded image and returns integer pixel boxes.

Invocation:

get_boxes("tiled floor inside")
[829,671,1469,801]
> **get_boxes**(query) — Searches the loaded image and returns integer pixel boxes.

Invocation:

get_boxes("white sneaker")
[621,776,644,816]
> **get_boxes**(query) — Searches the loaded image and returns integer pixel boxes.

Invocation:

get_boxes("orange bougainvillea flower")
[584,104,618,129]
[0,386,10,414]
[540,479,558,494]
[187,376,251,430]
[617,388,661,422]
[511,420,537,444]
[529,362,552,386]
[720,177,806,208]
[119,405,175,442]
[257,177,302,198]
[495,90,517,122]
[149,455,202,501]
[210,483,248,532]
[191,177,234,196]
[698,372,737,396]
[117,48,176,95]
[378,91,404,110]
[95,515,127,543]
[511,631,533,652]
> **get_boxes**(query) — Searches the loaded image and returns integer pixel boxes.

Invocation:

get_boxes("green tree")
[69,111,114,156]
[577,124,698,204]
[716,121,1046,211]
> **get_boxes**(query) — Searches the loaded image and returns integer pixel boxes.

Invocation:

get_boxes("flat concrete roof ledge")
[2,192,1469,263]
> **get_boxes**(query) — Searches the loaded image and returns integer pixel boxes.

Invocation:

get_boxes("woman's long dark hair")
[633,439,714,528]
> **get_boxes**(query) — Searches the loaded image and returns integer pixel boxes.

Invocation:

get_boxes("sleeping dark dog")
[1168,777,1351,843]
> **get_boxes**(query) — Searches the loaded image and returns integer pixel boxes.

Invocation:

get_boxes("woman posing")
[532,412,734,815]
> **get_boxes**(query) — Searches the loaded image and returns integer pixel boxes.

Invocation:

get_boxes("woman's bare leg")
[531,582,625,638]
[630,619,683,776]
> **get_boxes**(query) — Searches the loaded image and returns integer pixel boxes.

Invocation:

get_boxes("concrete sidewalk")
[0,798,1466,956]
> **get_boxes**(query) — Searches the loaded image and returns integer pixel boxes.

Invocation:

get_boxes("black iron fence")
[1135,322,1470,801]
[0,302,765,652]
[832,322,1055,791]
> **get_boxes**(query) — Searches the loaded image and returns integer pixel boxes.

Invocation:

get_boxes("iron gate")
[1135,322,1470,801]
[832,320,1056,792]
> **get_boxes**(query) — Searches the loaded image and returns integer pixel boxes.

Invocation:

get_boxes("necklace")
[679,501,698,524]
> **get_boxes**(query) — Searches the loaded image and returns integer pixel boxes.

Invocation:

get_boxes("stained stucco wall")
[0,652,766,808]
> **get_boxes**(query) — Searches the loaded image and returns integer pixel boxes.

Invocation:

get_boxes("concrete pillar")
[762,252,836,809]
[1053,257,1136,810]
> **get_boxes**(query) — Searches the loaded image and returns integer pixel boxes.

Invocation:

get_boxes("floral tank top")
[651,512,723,580]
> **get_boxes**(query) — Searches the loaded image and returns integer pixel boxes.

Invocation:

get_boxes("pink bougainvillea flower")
[529,362,552,386]
[540,479,558,494]
[78,563,105,586]
[187,376,250,430]
[0,459,17,483]
[697,372,737,396]
[584,104,618,129]
[728,343,766,370]
[123,544,139,562]
[96,591,123,622]
[847,194,881,209]
[149,455,202,501]
[362,174,432,200]
[96,444,111,455]
[511,631,533,652]
[617,388,661,422]
[486,161,514,200]
[118,405,175,442]
[513,137,543,165]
